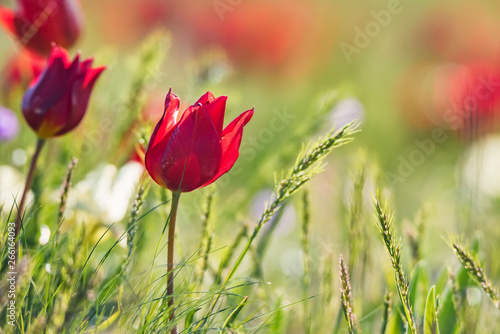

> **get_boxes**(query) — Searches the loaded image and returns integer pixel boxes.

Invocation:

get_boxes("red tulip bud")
[22,45,105,138]
[145,89,253,193]
[0,0,83,56]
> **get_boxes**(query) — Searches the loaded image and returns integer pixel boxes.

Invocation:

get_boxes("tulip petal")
[202,108,254,187]
[48,0,82,47]
[36,93,72,137]
[39,52,81,136]
[14,0,82,56]
[0,7,15,34]
[54,65,106,136]
[22,47,72,108]
[22,47,77,134]
[196,91,215,106]
[78,58,93,75]
[222,108,254,136]
[83,66,105,88]
[145,89,180,188]
[162,104,222,192]
[205,95,227,136]
[19,0,44,17]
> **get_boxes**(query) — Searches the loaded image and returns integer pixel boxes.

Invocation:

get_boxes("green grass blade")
[424,285,440,334]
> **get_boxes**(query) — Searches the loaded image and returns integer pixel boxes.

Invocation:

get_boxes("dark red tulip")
[145,89,253,193]
[22,46,105,138]
[0,0,83,56]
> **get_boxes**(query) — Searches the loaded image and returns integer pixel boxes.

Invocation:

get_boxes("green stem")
[167,192,181,334]
[14,138,45,262]
[229,223,262,281]
[399,288,417,334]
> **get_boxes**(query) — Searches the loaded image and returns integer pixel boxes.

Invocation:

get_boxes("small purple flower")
[0,106,19,141]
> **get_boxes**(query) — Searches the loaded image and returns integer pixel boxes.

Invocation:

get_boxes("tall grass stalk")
[339,254,358,334]
[255,206,286,265]
[348,163,366,271]
[199,189,215,284]
[301,190,311,334]
[406,206,429,265]
[58,157,78,225]
[228,121,359,281]
[216,224,248,283]
[124,182,148,272]
[381,289,392,334]
[374,196,417,334]
[345,160,367,323]
[140,196,173,332]
[450,237,500,309]
[319,253,335,332]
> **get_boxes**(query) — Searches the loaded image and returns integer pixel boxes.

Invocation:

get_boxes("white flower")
[462,135,500,197]
[0,165,34,210]
[69,161,144,224]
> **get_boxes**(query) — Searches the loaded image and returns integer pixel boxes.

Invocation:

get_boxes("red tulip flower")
[0,0,83,56]
[22,46,105,138]
[145,89,253,193]
[145,89,253,332]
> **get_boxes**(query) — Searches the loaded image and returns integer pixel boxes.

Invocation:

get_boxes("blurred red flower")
[179,0,325,73]
[445,62,500,135]
[415,4,500,63]
[88,0,171,46]
[0,0,83,56]
[22,46,105,138]
[84,0,331,75]
[1,49,45,97]
[145,89,253,192]
[396,61,500,138]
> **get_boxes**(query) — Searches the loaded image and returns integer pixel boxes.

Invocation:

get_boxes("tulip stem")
[14,138,45,263]
[167,192,181,334]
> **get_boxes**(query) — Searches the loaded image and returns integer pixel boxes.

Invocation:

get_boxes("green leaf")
[434,266,450,296]
[424,286,440,334]
[185,307,201,329]
[409,260,430,319]
[437,285,457,334]
[386,308,405,334]
[270,296,287,334]
[95,309,120,331]
[220,296,248,332]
